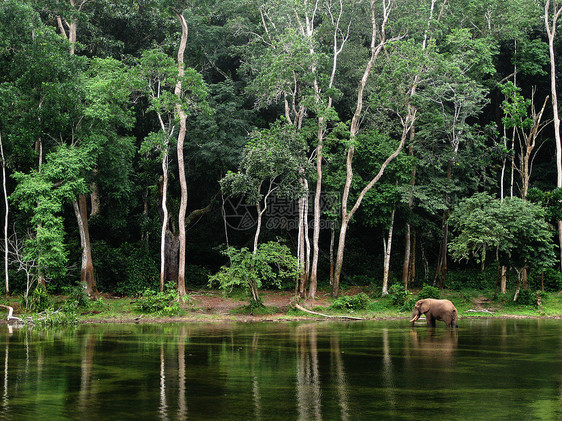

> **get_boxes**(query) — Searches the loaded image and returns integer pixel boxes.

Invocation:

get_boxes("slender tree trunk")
[35,137,46,288]
[174,12,189,297]
[160,153,169,292]
[402,223,411,289]
[382,209,396,295]
[545,0,562,275]
[73,196,95,295]
[310,131,322,299]
[329,222,335,285]
[501,266,507,294]
[0,133,8,295]
[408,231,416,289]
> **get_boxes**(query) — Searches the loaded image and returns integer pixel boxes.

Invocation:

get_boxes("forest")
[2,0,562,307]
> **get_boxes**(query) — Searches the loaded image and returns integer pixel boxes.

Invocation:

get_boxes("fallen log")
[294,303,365,320]
[0,304,24,323]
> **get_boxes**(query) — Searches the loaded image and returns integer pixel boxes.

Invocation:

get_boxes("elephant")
[410,298,458,328]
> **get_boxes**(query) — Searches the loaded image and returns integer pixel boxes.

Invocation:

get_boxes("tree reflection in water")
[0,320,560,419]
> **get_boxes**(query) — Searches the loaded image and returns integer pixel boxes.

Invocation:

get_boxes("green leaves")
[450,193,556,272]
[209,241,299,300]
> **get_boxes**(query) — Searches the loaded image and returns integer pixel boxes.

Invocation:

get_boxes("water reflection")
[0,320,559,419]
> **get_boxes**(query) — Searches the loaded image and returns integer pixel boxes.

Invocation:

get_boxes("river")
[0,319,560,420]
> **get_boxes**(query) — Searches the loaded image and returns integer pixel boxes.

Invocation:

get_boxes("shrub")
[330,293,370,311]
[401,295,418,312]
[135,283,182,316]
[66,285,91,308]
[446,267,498,290]
[529,268,562,292]
[34,309,78,327]
[516,289,537,307]
[388,283,410,307]
[417,284,441,300]
[24,286,51,312]
[93,241,158,296]
[209,242,299,304]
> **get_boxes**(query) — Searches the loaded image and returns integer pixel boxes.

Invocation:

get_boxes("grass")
[1,287,561,324]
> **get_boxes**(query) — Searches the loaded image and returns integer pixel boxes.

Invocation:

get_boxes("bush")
[209,242,299,303]
[330,293,370,311]
[66,285,91,308]
[34,309,78,327]
[24,286,51,312]
[135,283,182,316]
[529,268,562,292]
[400,295,417,312]
[388,284,410,307]
[93,241,159,296]
[516,289,537,307]
[446,267,499,290]
[417,284,441,300]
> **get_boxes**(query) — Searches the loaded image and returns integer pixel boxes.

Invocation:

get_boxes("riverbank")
[3,287,562,325]
[77,287,562,324]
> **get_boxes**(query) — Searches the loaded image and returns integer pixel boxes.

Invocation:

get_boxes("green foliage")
[209,242,299,302]
[33,309,78,328]
[135,283,182,316]
[450,193,556,273]
[529,268,562,292]
[330,293,370,311]
[231,300,280,316]
[65,285,91,308]
[400,295,418,313]
[446,267,500,291]
[24,285,51,312]
[220,121,309,205]
[417,284,441,300]
[388,284,411,307]
[515,289,537,307]
[93,242,158,296]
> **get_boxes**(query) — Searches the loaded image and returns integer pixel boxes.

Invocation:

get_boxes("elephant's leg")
[426,314,436,327]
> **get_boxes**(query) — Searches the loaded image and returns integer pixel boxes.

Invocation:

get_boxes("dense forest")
[2,0,562,303]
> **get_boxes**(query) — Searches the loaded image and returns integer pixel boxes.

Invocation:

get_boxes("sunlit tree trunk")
[0,133,7,295]
[73,196,95,295]
[174,12,189,296]
[160,152,169,292]
[545,0,562,275]
[382,209,396,295]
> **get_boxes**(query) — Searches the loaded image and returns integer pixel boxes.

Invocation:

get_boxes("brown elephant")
[410,298,458,328]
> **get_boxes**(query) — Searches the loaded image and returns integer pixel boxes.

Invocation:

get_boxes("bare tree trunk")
[329,222,335,286]
[332,0,398,297]
[402,223,411,288]
[545,0,562,275]
[501,266,507,294]
[174,12,189,297]
[35,137,46,288]
[381,209,396,295]
[73,196,95,295]
[310,134,322,298]
[408,231,416,289]
[0,133,8,295]
[298,191,307,297]
[160,153,169,292]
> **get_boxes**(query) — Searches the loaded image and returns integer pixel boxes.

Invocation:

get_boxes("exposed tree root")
[294,303,365,320]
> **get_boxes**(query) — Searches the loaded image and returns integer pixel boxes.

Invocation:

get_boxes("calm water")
[0,319,560,420]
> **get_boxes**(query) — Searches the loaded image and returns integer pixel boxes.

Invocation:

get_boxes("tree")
[138,49,180,292]
[544,0,562,275]
[220,123,308,302]
[450,192,556,298]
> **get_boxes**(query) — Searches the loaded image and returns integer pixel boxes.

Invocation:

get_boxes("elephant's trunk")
[410,314,420,323]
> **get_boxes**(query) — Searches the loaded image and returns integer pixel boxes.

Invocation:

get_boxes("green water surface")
[0,319,560,420]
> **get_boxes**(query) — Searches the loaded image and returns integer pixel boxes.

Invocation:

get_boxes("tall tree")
[544,0,562,274]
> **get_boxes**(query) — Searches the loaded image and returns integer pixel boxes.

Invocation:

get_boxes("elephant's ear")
[419,300,431,314]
